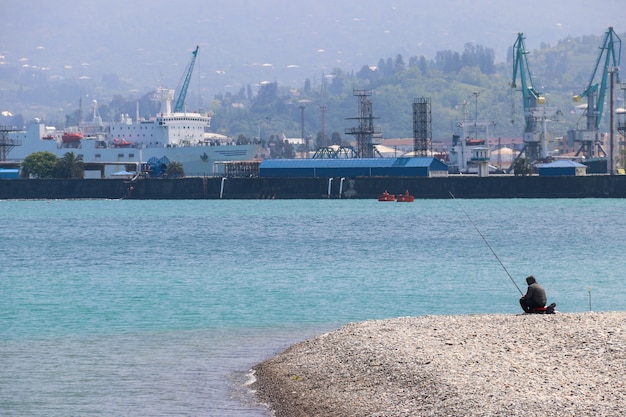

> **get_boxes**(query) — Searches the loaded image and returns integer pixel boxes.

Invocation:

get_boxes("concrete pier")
[2,175,626,199]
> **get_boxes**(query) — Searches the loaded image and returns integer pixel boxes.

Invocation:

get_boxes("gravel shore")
[251,312,626,416]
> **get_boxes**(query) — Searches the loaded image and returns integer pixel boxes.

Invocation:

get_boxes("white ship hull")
[6,47,263,178]
[9,122,261,178]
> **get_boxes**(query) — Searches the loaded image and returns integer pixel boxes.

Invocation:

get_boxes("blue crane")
[173,46,199,113]
[510,33,546,164]
[569,27,621,158]
[512,33,545,122]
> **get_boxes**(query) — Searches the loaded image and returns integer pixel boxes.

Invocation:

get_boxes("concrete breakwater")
[1,175,626,199]
[252,312,626,417]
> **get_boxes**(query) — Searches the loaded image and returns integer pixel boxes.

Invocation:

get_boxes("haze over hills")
[1,0,624,146]
[2,0,622,98]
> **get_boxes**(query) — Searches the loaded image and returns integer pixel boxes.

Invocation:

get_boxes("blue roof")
[260,157,446,169]
[0,168,19,179]
[259,157,448,178]
[538,159,587,177]
[539,160,587,168]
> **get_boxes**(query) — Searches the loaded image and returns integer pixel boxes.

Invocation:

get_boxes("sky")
[1,0,624,96]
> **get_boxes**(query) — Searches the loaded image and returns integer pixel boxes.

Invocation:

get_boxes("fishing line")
[449,191,523,295]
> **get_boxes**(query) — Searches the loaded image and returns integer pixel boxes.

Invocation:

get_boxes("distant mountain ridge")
[2,0,622,96]
[1,0,624,143]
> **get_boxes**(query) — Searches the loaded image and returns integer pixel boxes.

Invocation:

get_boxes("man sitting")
[519,275,547,313]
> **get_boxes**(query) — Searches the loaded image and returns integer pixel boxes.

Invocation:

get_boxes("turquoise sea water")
[1,198,625,415]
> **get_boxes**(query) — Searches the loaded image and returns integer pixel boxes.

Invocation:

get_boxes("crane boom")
[573,27,621,130]
[511,33,544,116]
[569,27,621,159]
[173,46,199,113]
[510,33,547,163]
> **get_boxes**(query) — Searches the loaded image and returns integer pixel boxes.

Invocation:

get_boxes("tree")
[166,161,185,178]
[21,151,58,178]
[268,135,295,159]
[418,56,428,74]
[435,50,462,73]
[377,58,387,75]
[331,131,343,146]
[394,54,406,72]
[513,157,533,176]
[315,131,331,149]
[327,69,345,96]
[252,81,279,113]
[386,58,394,76]
[52,152,84,178]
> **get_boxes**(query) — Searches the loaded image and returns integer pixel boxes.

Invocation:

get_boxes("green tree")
[327,68,346,96]
[394,54,406,72]
[356,65,378,84]
[21,151,59,178]
[252,82,278,113]
[331,131,343,146]
[513,157,533,176]
[52,152,84,178]
[315,131,331,149]
[166,161,185,178]
[268,135,295,159]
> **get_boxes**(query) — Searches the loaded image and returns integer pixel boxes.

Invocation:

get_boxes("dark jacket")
[524,282,547,307]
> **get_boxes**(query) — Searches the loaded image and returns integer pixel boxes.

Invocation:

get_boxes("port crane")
[509,33,557,167]
[568,27,621,159]
[173,45,199,113]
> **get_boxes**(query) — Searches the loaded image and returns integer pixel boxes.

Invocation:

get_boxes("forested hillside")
[2,30,624,149]
[206,30,624,146]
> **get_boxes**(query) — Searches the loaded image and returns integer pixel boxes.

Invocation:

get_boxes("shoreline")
[251,312,626,416]
[4,175,626,199]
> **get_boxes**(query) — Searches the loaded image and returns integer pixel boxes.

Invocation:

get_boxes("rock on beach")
[252,312,626,416]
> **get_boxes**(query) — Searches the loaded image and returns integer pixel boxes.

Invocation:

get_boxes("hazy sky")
[1,0,623,95]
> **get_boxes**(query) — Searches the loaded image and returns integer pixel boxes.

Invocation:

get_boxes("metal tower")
[413,97,432,156]
[0,126,20,161]
[344,90,381,158]
[618,82,626,139]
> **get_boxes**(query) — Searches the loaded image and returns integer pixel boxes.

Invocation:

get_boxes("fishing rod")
[449,191,524,295]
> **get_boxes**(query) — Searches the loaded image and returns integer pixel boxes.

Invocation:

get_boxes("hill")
[0,0,624,145]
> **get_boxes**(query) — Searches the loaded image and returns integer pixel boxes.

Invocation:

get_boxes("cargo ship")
[6,47,262,178]
[8,103,261,178]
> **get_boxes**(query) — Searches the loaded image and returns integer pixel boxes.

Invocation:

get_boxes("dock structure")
[0,126,21,161]
[413,97,432,157]
[344,90,382,158]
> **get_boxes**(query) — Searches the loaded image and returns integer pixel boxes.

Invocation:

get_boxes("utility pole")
[609,67,618,175]
[319,104,327,146]
[300,104,306,157]
[497,137,502,171]
[618,82,626,171]
[473,91,480,125]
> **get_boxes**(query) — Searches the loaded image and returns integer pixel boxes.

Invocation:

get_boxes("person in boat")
[519,275,546,313]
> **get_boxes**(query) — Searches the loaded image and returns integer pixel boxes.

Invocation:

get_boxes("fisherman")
[519,275,547,313]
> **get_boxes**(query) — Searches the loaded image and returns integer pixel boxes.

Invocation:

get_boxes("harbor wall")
[2,175,626,199]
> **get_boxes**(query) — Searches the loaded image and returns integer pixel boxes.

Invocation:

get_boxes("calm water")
[1,198,625,415]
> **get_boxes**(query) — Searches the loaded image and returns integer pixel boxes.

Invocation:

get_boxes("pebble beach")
[252,312,626,416]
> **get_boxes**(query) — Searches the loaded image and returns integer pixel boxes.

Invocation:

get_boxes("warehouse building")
[538,160,587,176]
[259,157,448,178]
